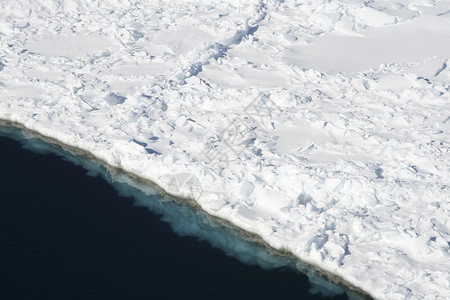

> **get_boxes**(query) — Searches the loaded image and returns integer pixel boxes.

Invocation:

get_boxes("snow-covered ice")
[1,1,449,299]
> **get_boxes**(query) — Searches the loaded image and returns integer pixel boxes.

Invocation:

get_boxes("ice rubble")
[0,1,449,299]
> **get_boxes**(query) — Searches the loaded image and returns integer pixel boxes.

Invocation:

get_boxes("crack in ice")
[176,0,268,83]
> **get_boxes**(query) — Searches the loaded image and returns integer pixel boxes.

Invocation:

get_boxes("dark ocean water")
[0,131,350,300]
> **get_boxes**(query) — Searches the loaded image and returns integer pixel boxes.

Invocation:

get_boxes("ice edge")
[0,118,374,300]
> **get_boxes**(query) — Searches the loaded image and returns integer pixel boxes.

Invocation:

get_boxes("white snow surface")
[1,1,449,299]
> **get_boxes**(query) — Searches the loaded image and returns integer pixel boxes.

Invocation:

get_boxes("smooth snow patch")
[284,16,450,74]
[26,33,114,59]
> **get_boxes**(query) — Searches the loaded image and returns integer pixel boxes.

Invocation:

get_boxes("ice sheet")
[1,1,449,299]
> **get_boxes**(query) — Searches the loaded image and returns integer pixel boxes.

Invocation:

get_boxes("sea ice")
[1,1,449,299]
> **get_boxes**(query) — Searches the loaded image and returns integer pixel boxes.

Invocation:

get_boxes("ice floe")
[1,1,449,299]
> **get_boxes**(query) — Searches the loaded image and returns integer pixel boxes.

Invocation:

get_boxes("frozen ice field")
[0,1,449,299]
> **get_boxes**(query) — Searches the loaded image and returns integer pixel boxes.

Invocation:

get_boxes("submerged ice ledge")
[0,123,368,299]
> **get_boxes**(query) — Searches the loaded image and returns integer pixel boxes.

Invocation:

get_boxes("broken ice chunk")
[105,92,126,105]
